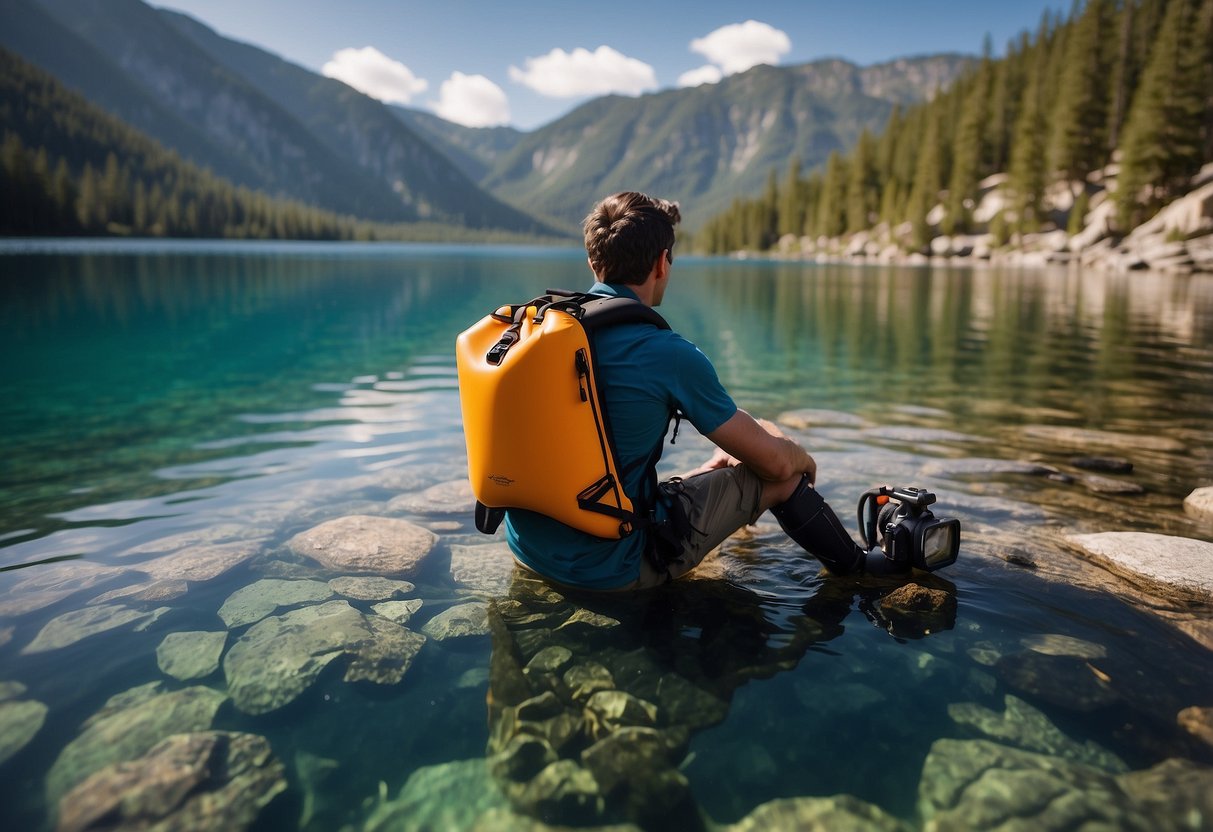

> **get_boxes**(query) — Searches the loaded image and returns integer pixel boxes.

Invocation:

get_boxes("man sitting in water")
[506,191,865,589]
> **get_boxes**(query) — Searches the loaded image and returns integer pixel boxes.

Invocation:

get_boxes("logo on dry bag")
[488,475,515,487]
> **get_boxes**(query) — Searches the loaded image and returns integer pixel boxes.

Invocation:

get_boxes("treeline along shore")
[695,0,1213,275]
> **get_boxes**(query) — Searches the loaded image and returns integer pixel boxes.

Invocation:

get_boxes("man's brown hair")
[583,192,681,285]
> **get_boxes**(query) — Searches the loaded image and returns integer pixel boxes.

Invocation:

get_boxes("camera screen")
[922,520,959,568]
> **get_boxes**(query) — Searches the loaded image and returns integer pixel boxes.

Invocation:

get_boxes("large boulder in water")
[287,515,438,577]
[1064,532,1213,603]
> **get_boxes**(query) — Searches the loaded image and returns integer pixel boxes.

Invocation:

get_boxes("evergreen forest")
[696,0,1213,254]
[0,48,562,243]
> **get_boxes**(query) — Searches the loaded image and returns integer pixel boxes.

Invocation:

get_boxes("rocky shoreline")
[765,164,1213,276]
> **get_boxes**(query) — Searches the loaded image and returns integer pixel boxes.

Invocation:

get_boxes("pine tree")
[1049,0,1112,189]
[778,157,804,238]
[816,152,847,238]
[906,109,943,249]
[945,53,991,235]
[1008,21,1051,236]
[845,130,878,233]
[1117,0,1207,227]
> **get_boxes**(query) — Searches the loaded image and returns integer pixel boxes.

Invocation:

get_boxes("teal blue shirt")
[505,282,737,588]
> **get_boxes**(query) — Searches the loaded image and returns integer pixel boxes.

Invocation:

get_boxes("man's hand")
[705,410,817,485]
[683,445,742,478]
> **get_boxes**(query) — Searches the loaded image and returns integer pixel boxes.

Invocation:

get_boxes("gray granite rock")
[421,602,490,641]
[217,579,334,628]
[344,616,426,685]
[1081,474,1145,495]
[223,600,372,715]
[388,479,475,515]
[328,576,415,601]
[948,694,1126,772]
[1185,486,1213,519]
[55,731,286,832]
[287,515,438,577]
[136,540,262,582]
[526,646,573,675]
[46,686,227,807]
[0,561,125,618]
[370,599,423,624]
[776,409,866,430]
[450,542,518,596]
[727,795,909,832]
[155,631,228,681]
[1065,532,1213,603]
[1018,425,1185,454]
[0,698,48,764]
[89,579,190,606]
[563,663,615,704]
[22,604,158,655]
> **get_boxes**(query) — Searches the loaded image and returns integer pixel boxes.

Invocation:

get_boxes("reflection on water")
[0,243,1211,830]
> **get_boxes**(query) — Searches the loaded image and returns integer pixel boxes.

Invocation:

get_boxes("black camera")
[857,486,960,572]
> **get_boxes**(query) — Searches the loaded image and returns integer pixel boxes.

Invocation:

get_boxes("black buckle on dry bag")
[475,501,506,534]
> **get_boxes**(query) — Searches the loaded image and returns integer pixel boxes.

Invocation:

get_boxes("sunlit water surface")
[1,241,1212,830]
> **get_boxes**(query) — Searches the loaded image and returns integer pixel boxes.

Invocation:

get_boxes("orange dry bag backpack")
[456,290,670,538]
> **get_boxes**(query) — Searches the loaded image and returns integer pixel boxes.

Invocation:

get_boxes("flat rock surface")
[0,698,48,764]
[1065,532,1213,603]
[136,540,261,582]
[287,515,438,577]
[155,630,228,681]
[421,602,490,640]
[21,604,157,655]
[218,579,334,628]
[56,731,286,832]
[1018,425,1185,454]
[371,599,423,624]
[46,685,227,807]
[387,479,475,515]
[344,617,426,685]
[328,576,415,600]
[450,542,518,596]
[223,600,373,715]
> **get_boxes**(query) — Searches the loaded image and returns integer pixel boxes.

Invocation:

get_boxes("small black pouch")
[646,477,695,570]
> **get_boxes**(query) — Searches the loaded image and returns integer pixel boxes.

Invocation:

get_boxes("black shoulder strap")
[541,288,670,333]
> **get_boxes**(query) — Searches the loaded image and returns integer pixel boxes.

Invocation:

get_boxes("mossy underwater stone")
[223,600,372,715]
[421,602,490,641]
[344,616,426,685]
[55,730,286,832]
[287,515,438,577]
[0,698,48,765]
[370,599,424,624]
[217,578,334,628]
[155,630,228,681]
[45,685,227,808]
[328,575,415,601]
[21,604,159,654]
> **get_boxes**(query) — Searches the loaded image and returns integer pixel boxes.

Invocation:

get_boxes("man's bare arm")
[703,410,816,485]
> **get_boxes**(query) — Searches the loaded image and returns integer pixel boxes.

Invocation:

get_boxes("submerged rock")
[136,540,262,583]
[46,685,227,807]
[1020,633,1107,660]
[875,583,957,637]
[223,600,372,715]
[1018,425,1185,454]
[728,795,909,832]
[22,604,160,655]
[0,698,48,764]
[344,616,426,685]
[363,757,508,832]
[919,738,1213,831]
[155,631,228,681]
[948,694,1126,772]
[995,651,1118,712]
[217,579,334,628]
[584,691,658,742]
[0,681,26,701]
[776,409,866,430]
[388,479,475,515]
[1070,456,1134,474]
[1178,705,1213,748]
[1065,532,1213,603]
[287,515,438,577]
[1081,474,1145,495]
[450,542,518,596]
[328,576,415,601]
[370,599,424,624]
[90,579,190,606]
[55,731,286,832]
[421,603,490,641]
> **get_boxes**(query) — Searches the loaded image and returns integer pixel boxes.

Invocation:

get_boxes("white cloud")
[508,46,657,98]
[433,72,511,127]
[690,20,791,76]
[321,46,428,105]
[677,65,724,88]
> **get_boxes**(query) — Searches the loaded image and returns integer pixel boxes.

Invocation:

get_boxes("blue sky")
[154,1,1069,130]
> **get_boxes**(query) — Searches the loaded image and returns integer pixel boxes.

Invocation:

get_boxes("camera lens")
[921,520,960,569]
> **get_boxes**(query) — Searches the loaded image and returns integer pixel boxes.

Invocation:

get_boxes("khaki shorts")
[634,465,765,589]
